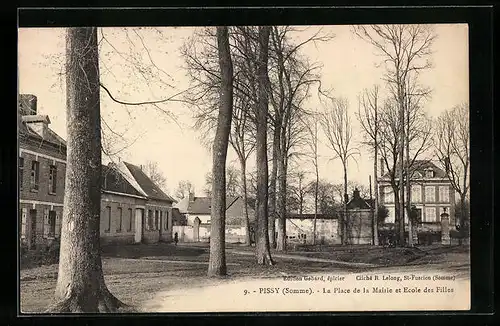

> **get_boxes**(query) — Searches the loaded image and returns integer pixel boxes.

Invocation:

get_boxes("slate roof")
[102,164,145,197]
[123,162,176,203]
[187,196,239,214]
[346,189,374,210]
[380,160,447,179]
[19,117,67,149]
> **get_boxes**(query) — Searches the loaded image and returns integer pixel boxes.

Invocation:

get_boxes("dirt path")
[227,249,377,267]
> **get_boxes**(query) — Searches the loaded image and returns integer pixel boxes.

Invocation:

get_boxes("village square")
[18,24,470,313]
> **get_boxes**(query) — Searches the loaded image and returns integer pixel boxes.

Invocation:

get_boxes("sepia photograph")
[18,22,471,313]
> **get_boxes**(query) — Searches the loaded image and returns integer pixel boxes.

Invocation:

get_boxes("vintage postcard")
[18,23,470,313]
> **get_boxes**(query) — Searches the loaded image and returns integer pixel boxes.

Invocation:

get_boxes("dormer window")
[425,169,435,178]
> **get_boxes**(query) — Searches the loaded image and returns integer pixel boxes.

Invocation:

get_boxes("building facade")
[173,194,253,243]
[378,160,456,230]
[346,188,374,245]
[279,213,341,245]
[100,161,175,245]
[19,94,176,248]
[19,94,67,249]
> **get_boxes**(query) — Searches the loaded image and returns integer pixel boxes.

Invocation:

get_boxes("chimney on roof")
[19,94,37,116]
[353,188,361,200]
[22,115,51,139]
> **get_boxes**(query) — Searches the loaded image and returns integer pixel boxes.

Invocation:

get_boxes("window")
[48,211,56,237]
[31,161,39,191]
[155,210,159,230]
[424,207,437,222]
[105,206,111,232]
[425,186,435,203]
[19,157,24,189]
[439,186,449,202]
[425,169,435,178]
[411,185,422,202]
[383,187,394,203]
[127,208,133,232]
[49,165,57,194]
[148,210,153,230]
[116,207,122,232]
[164,210,169,230]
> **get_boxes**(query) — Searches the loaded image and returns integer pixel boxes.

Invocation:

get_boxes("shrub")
[378,226,397,247]
[20,238,60,269]
[417,231,441,245]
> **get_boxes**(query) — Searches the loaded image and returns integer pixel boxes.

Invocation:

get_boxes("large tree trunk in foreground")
[48,27,129,313]
[254,26,273,265]
[268,126,280,248]
[208,26,233,277]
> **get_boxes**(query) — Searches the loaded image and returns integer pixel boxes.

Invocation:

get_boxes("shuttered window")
[49,165,57,194]
[31,161,39,191]
[127,208,133,232]
[19,157,24,190]
[48,211,56,237]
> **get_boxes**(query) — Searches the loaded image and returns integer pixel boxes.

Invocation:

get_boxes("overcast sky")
[18,24,468,197]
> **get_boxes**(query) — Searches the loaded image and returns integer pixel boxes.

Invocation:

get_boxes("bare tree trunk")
[276,148,287,251]
[240,159,251,246]
[48,27,129,313]
[313,163,319,245]
[342,164,349,245]
[392,183,400,245]
[373,114,379,246]
[268,126,280,249]
[208,27,233,277]
[255,26,273,265]
[459,193,467,245]
[405,104,413,247]
[398,99,406,247]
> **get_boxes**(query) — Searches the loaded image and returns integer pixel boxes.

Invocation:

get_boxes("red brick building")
[19,94,67,249]
[19,94,176,248]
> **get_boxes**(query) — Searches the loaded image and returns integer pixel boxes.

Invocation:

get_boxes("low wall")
[173,225,248,243]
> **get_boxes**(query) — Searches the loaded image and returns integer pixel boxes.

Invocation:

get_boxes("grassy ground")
[20,242,470,313]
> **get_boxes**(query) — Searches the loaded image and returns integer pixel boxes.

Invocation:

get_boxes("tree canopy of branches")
[203,165,241,198]
[183,26,259,248]
[357,85,381,245]
[354,24,436,246]
[268,26,331,251]
[319,95,359,245]
[175,180,194,200]
[142,161,167,193]
[434,102,470,238]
